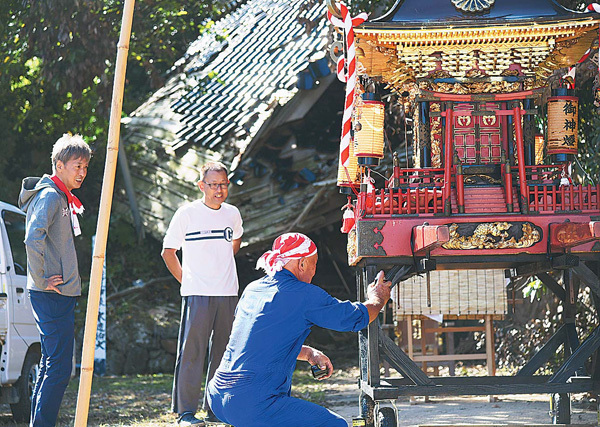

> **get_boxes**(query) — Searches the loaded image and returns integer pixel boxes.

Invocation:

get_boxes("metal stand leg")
[407,316,417,405]
[359,391,376,427]
[550,392,571,424]
[485,314,497,402]
[358,266,379,427]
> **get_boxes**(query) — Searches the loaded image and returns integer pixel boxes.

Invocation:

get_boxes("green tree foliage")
[1,1,106,200]
[575,78,600,182]
[0,0,231,290]
[349,0,395,17]
[125,0,232,94]
[0,0,232,200]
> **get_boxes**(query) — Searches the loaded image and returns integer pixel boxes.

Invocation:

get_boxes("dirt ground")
[330,395,599,426]
[323,367,600,426]
[1,366,598,426]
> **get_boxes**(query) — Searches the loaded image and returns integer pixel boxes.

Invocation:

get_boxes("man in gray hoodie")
[18,133,92,427]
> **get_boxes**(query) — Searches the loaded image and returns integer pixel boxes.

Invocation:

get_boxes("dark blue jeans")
[29,290,76,427]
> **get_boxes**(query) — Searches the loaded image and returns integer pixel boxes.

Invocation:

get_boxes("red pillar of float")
[443,108,454,215]
[512,106,529,213]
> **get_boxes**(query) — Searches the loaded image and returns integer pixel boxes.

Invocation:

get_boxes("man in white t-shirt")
[162,161,243,427]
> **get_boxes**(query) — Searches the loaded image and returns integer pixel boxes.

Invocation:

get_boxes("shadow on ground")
[1,366,598,426]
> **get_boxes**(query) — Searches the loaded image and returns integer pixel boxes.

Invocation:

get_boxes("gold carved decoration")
[412,106,421,167]
[465,68,487,78]
[500,69,520,77]
[430,103,442,168]
[457,116,472,127]
[536,29,598,80]
[355,21,599,91]
[347,229,358,265]
[482,115,497,126]
[357,22,596,49]
[429,70,452,79]
[442,222,542,250]
[418,80,522,94]
[356,40,396,78]
[381,56,415,91]
[464,175,502,185]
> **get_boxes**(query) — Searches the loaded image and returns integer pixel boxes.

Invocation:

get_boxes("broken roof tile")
[121,0,338,244]
[170,0,328,153]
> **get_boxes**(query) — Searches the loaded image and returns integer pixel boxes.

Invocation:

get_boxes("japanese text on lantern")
[548,96,578,154]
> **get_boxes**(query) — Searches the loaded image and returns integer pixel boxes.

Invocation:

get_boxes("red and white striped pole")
[327,3,367,180]
[567,3,600,88]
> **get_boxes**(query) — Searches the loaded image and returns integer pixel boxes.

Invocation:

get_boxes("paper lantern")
[547,95,578,155]
[355,100,385,166]
[337,135,360,187]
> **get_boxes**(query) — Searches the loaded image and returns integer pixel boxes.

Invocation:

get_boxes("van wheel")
[10,349,41,423]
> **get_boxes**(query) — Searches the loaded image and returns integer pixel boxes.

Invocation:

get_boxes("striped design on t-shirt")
[185,227,233,242]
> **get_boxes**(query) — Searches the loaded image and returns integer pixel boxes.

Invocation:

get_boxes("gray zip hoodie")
[18,175,82,297]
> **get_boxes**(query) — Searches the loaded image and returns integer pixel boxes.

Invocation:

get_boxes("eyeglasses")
[203,181,230,190]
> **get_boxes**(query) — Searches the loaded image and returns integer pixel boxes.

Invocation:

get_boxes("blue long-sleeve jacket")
[212,269,369,397]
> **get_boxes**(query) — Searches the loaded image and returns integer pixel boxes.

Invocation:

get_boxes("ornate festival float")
[326,0,600,425]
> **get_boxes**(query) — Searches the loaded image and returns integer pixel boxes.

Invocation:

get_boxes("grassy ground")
[5,363,597,426]
[0,365,357,426]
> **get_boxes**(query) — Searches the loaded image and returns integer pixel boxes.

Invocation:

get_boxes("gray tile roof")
[119,0,337,240]
[169,0,329,156]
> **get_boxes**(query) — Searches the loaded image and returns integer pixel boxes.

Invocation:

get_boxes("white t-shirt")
[163,200,243,296]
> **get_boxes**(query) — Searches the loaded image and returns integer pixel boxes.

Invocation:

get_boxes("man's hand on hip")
[45,275,64,294]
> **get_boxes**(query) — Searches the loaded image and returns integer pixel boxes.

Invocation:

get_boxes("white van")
[0,201,41,422]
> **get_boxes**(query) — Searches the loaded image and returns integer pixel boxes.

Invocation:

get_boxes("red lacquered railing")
[524,165,563,182]
[528,183,600,213]
[356,165,599,217]
[358,186,444,216]
[362,167,456,216]
[386,167,445,187]
[525,165,599,213]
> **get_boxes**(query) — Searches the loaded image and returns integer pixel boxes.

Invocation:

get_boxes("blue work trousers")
[29,290,76,427]
[208,377,347,427]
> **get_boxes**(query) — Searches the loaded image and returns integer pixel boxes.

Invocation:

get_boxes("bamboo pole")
[74,0,136,425]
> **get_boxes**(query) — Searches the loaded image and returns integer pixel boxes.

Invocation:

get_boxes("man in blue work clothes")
[207,232,392,427]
